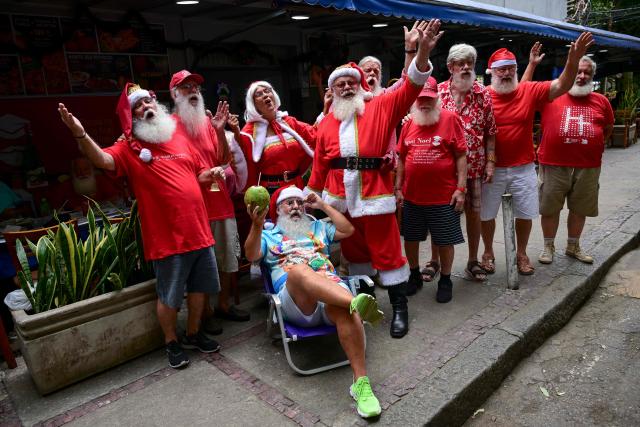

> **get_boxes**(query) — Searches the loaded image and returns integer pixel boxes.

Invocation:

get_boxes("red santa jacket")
[307,60,432,218]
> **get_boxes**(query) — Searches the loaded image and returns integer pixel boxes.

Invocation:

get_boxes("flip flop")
[517,256,535,276]
[421,261,440,282]
[481,254,496,274]
[465,261,487,282]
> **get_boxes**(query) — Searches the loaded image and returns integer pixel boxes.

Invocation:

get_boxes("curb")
[382,208,640,426]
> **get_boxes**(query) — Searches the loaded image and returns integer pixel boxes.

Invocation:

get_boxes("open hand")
[417,19,444,55]
[58,103,85,138]
[569,32,594,61]
[403,20,428,50]
[208,101,229,131]
[529,42,546,66]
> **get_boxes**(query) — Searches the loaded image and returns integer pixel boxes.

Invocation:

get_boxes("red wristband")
[456,187,467,193]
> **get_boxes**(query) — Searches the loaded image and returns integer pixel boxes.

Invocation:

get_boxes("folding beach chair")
[261,262,373,375]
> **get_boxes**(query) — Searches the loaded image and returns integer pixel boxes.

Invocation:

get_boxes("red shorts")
[340,213,406,272]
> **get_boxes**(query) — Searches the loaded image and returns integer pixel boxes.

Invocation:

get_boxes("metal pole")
[501,193,519,290]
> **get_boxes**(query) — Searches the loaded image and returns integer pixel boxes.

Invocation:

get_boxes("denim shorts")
[276,275,351,327]
[152,246,220,309]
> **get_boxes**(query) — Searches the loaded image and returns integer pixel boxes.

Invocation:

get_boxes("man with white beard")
[244,185,384,419]
[480,32,594,276]
[410,43,497,291]
[531,56,613,264]
[395,77,467,303]
[58,83,225,369]
[306,19,442,338]
[170,70,250,333]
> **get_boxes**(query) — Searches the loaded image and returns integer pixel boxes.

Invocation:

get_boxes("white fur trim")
[489,59,517,69]
[303,186,321,198]
[245,111,314,163]
[322,190,348,213]
[315,111,325,125]
[128,89,151,107]
[331,114,396,218]
[348,262,377,276]
[277,186,304,204]
[328,68,360,88]
[407,58,433,87]
[139,148,152,163]
[378,264,409,287]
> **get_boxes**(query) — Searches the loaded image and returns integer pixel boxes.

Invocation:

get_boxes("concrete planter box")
[11,279,163,395]
[611,123,636,148]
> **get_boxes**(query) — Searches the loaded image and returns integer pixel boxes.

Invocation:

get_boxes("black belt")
[330,157,383,170]
[261,170,299,183]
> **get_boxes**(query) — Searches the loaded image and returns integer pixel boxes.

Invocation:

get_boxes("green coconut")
[244,185,270,213]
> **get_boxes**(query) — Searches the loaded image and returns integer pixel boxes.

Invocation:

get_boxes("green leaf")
[15,239,32,278]
[540,386,550,398]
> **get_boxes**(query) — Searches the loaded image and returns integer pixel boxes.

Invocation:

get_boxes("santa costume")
[306,59,431,337]
[237,81,316,192]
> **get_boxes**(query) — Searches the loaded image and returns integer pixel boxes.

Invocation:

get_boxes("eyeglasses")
[282,198,304,208]
[493,66,516,75]
[332,80,358,89]
[178,83,201,91]
[254,87,273,98]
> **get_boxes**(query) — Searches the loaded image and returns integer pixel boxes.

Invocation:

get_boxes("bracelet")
[74,131,87,140]
[486,152,497,163]
[404,49,417,54]
[456,187,467,193]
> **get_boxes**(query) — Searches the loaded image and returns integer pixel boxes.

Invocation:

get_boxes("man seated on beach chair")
[244,185,384,419]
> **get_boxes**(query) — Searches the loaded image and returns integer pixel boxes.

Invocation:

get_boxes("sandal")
[421,261,440,282]
[480,254,496,274]
[465,261,487,282]
[517,255,535,276]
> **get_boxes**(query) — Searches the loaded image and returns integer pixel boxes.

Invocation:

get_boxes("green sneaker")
[350,376,381,418]
[349,293,384,326]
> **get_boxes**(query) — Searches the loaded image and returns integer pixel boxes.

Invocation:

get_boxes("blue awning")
[290,0,640,50]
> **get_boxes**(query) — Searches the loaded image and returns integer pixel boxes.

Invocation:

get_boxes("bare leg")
[186,292,206,336]
[286,264,353,315]
[430,240,440,264]
[217,272,232,312]
[439,245,454,275]
[325,305,366,379]
[465,207,481,263]
[481,219,496,260]
[567,211,586,239]
[157,300,178,343]
[404,241,420,269]
[541,213,560,240]
[515,218,532,257]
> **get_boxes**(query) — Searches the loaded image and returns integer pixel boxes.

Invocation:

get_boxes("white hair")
[244,81,282,122]
[358,56,382,70]
[579,55,597,76]
[447,44,477,65]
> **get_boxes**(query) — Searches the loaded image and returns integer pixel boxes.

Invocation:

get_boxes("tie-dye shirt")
[261,220,340,293]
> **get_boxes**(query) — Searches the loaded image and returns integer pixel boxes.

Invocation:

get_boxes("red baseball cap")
[169,69,204,90]
[418,77,438,98]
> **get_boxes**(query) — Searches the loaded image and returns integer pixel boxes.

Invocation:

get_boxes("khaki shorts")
[538,165,600,217]
[210,218,241,273]
[464,178,482,213]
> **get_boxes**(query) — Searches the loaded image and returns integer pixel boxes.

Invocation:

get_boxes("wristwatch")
[486,152,497,163]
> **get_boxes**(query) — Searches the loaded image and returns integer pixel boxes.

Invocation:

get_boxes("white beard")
[568,82,593,97]
[174,92,207,137]
[277,209,313,239]
[332,89,366,122]
[411,101,442,126]
[491,74,519,95]
[132,104,176,143]
[452,70,476,93]
[72,174,97,197]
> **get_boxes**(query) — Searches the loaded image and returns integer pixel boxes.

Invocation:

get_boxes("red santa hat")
[116,83,155,163]
[328,62,373,100]
[269,185,304,223]
[485,48,517,74]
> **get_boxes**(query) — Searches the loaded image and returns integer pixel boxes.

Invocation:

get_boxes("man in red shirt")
[170,70,250,334]
[395,77,467,303]
[58,84,224,369]
[534,57,614,264]
[480,32,593,276]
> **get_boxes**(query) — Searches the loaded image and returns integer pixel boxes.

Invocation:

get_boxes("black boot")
[436,274,453,303]
[406,267,422,296]
[387,283,409,338]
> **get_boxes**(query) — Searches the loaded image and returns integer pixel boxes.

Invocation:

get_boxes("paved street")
[1,143,639,426]
[465,246,640,427]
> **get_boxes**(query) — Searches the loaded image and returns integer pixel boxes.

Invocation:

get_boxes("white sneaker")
[538,243,555,264]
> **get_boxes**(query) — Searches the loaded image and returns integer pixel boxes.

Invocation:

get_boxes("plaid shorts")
[464,177,482,213]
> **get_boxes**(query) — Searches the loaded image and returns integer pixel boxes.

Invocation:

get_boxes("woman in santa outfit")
[237,81,316,193]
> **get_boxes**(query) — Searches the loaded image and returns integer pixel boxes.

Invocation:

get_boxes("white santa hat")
[328,62,374,100]
[127,87,152,107]
[276,186,304,205]
[485,48,517,74]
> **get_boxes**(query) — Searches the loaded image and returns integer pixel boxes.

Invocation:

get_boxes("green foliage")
[15,201,150,314]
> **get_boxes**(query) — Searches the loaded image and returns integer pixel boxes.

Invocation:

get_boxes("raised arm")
[304,192,354,241]
[549,32,594,101]
[403,20,429,72]
[208,101,232,165]
[521,41,545,83]
[58,103,115,171]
